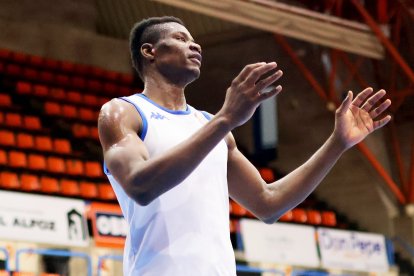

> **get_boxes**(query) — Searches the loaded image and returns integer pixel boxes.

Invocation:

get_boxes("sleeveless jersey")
[104,93,236,276]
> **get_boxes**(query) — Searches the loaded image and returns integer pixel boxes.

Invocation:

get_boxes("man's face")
[151,22,202,85]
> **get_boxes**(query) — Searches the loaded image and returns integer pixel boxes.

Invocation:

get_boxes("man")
[98,16,391,275]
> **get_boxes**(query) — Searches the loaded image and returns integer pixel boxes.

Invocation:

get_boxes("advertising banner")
[0,190,89,247]
[89,202,127,248]
[240,219,319,267]
[317,227,389,272]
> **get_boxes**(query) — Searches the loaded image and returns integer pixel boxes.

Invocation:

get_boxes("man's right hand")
[218,62,283,128]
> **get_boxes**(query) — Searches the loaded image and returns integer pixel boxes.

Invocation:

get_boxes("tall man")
[98,16,391,275]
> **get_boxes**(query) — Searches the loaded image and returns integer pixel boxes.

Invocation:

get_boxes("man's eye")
[176,36,186,42]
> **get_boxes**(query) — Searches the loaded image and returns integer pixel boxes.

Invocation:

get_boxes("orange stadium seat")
[83,95,98,106]
[0,149,7,165]
[66,160,84,175]
[0,130,16,146]
[9,151,27,168]
[28,154,47,171]
[20,174,40,192]
[0,112,4,124]
[16,82,32,94]
[28,55,44,67]
[62,105,77,118]
[13,272,36,276]
[120,73,134,85]
[60,179,79,196]
[72,76,86,89]
[61,60,75,73]
[40,176,59,193]
[292,208,307,223]
[44,102,61,116]
[50,87,65,100]
[54,139,71,154]
[33,85,48,97]
[0,94,11,107]
[72,124,89,138]
[67,91,82,103]
[79,181,98,198]
[5,113,22,127]
[12,52,27,63]
[259,167,275,183]
[87,80,103,92]
[85,161,103,178]
[35,136,53,151]
[47,157,66,173]
[230,201,247,217]
[278,210,293,222]
[307,210,322,225]
[6,64,21,76]
[98,184,116,200]
[103,82,117,94]
[0,270,10,276]
[79,108,95,121]
[39,71,54,83]
[55,74,70,87]
[90,126,99,140]
[99,97,110,106]
[16,133,34,149]
[23,116,42,130]
[104,70,119,81]
[22,68,38,81]
[321,211,337,227]
[44,58,59,70]
[0,171,20,189]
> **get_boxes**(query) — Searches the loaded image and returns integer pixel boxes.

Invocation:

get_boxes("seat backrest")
[33,85,48,97]
[65,160,84,175]
[23,116,42,130]
[292,208,307,223]
[79,181,98,198]
[98,184,116,200]
[60,179,79,196]
[28,154,47,170]
[72,124,89,138]
[0,130,15,146]
[40,176,59,193]
[0,171,20,189]
[16,133,34,149]
[62,105,77,118]
[44,102,61,115]
[67,91,82,103]
[20,174,40,192]
[9,151,27,168]
[307,210,322,225]
[53,139,71,154]
[5,113,22,127]
[85,161,103,178]
[16,82,32,95]
[35,136,53,151]
[0,149,7,165]
[0,93,11,106]
[321,211,337,227]
[47,157,66,173]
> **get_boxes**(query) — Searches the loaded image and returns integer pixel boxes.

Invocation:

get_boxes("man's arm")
[99,62,283,206]
[228,87,392,223]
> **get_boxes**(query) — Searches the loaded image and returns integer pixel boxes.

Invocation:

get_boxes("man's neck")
[143,74,187,111]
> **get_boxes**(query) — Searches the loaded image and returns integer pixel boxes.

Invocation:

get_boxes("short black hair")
[129,16,184,81]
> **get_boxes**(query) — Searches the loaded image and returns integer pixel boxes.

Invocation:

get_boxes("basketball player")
[98,16,391,275]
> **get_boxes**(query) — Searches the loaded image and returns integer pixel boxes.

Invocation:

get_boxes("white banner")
[317,227,389,272]
[240,219,319,267]
[0,190,89,247]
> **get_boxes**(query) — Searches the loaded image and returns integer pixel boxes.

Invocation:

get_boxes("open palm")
[334,87,391,149]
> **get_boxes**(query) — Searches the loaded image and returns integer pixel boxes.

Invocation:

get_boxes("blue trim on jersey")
[137,93,191,115]
[201,111,213,121]
[103,162,111,176]
[119,97,148,140]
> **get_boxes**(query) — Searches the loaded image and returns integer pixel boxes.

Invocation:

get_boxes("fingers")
[369,99,391,119]
[361,89,386,112]
[236,62,267,82]
[257,85,282,102]
[255,70,283,92]
[336,91,353,115]
[352,87,374,107]
[245,62,278,85]
[373,115,392,130]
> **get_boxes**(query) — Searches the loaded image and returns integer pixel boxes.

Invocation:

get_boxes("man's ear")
[141,43,155,62]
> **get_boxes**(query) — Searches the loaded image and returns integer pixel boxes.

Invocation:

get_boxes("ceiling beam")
[152,0,384,59]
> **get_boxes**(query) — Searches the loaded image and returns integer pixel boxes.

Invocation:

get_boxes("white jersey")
[104,93,236,276]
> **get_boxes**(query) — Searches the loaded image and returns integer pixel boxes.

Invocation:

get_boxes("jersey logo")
[150,112,168,120]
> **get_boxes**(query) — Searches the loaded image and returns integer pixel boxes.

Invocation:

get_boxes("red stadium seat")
[60,179,79,196]
[87,80,103,92]
[40,176,59,194]
[5,113,22,127]
[99,97,110,106]
[35,136,53,151]
[72,76,86,89]
[292,208,307,223]
[62,105,77,118]
[28,154,47,171]
[44,102,61,116]
[104,70,118,81]
[83,95,98,106]
[0,112,4,124]
[72,124,89,138]
[23,116,41,130]
[85,161,103,177]
[0,48,11,60]
[230,201,247,217]
[50,87,65,100]
[44,58,59,70]
[9,151,27,168]
[61,60,75,73]
[39,70,54,83]
[20,174,40,192]
[16,133,34,149]
[12,52,27,63]
[321,211,337,227]
[28,55,44,67]
[98,184,116,200]
[103,82,117,94]
[90,126,99,140]
[278,210,293,222]
[54,139,71,154]
[47,157,66,173]
[5,64,21,76]
[0,171,20,189]
[307,210,322,225]
[67,91,82,103]
[120,73,134,85]
[16,82,32,94]
[0,149,7,165]
[79,181,98,198]
[91,66,105,78]
[0,94,11,107]
[0,130,16,146]
[66,160,84,175]
[22,68,38,80]
[79,108,95,121]
[55,74,70,87]
[33,85,48,97]
[259,167,275,183]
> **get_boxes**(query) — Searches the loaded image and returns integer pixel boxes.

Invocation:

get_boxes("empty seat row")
[72,124,99,140]
[0,48,134,85]
[16,82,110,108]
[279,208,337,227]
[0,150,103,178]
[44,102,99,122]
[0,112,42,130]
[0,171,115,200]
[0,93,11,107]
[1,63,132,96]
[0,130,71,154]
